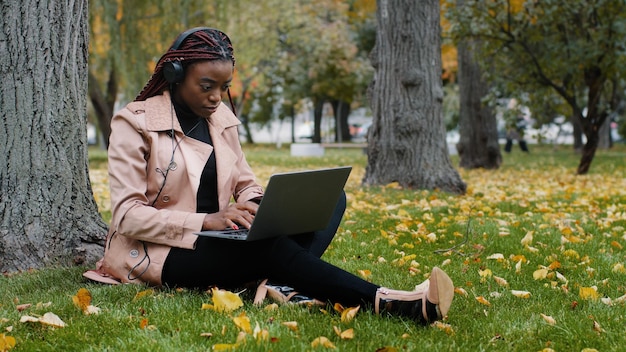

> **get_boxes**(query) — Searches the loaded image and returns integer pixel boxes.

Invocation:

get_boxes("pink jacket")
[87,92,263,286]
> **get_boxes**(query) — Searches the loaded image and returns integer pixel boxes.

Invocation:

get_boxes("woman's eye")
[222,84,231,91]
[201,85,212,91]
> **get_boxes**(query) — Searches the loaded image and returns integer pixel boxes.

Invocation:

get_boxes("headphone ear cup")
[163,61,184,84]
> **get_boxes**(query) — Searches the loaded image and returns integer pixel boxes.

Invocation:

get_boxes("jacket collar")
[140,91,241,133]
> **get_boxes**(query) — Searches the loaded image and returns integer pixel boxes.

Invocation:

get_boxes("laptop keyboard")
[222,228,249,236]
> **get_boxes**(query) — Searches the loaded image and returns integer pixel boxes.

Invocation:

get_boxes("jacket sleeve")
[107,109,204,250]
[213,117,264,206]
[232,143,264,204]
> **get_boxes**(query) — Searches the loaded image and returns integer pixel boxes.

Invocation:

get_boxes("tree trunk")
[0,0,107,273]
[240,114,255,144]
[364,0,466,194]
[577,128,599,174]
[330,100,352,142]
[312,97,324,143]
[456,34,501,169]
[571,114,584,151]
[88,71,114,149]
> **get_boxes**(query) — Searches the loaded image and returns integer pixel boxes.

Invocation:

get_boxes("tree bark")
[0,0,107,273]
[364,0,466,194]
[456,34,501,169]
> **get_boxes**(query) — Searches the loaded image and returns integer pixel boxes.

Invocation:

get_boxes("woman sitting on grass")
[85,27,454,326]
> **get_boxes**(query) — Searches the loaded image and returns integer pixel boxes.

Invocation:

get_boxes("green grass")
[2,143,626,351]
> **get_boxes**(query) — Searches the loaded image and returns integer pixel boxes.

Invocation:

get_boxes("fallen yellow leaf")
[19,316,39,323]
[540,313,556,325]
[264,303,278,311]
[612,263,626,273]
[432,321,455,335]
[232,312,251,334]
[39,312,67,328]
[533,268,549,280]
[547,261,561,270]
[333,303,344,313]
[493,276,509,287]
[454,287,468,297]
[476,296,491,306]
[282,321,298,332]
[357,269,372,279]
[72,288,92,312]
[253,323,269,341]
[511,290,531,298]
[311,336,336,349]
[487,253,505,261]
[333,326,354,339]
[133,289,154,301]
[592,320,604,334]
[212,343,239,351]
[479,268,492,283]
[521,231,534,246]
[515,260,523,273]
[20,312,66,328]
[579,286,599,301]
[0,333,16,351]
[15,304,31,312]
[209,288,243,313]
[340,305,360,323]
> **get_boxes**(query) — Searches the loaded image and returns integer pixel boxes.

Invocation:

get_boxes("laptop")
[194,166,352,241]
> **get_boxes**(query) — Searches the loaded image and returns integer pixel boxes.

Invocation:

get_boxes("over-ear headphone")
[163,27,215,84]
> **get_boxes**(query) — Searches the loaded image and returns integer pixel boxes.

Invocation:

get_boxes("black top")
[172,100,219,214]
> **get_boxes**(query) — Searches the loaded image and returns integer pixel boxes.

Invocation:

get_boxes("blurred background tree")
[446,0,626,174]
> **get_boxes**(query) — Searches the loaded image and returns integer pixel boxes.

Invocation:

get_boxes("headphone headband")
[169,27,216,51]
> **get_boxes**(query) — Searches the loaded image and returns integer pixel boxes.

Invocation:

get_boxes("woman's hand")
[202,201,259,230]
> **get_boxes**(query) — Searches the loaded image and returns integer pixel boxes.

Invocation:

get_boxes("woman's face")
[174,60,233,118]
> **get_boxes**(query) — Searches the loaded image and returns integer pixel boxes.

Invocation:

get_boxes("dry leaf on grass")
[511,290,531,298]
[72,288,101,315]
[0,333,16,351]
[202,288,243,313]
[282,321,298,332]
[20,312,66,328]
[232,312,251,334]
[311,336,336,349]
[476,296,491,306]
[540,313,556,325]
[333,326,354,339]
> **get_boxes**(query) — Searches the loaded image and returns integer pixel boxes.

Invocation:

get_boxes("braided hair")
[135,28,236,103]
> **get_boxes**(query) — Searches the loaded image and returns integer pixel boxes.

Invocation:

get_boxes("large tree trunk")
[0,0,107,273]
[364,0,466,194]
[456,34,501,169]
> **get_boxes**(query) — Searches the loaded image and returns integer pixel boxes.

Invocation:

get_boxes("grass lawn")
[2,143,626,352]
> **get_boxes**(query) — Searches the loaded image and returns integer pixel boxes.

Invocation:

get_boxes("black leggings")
[162,192,379,306]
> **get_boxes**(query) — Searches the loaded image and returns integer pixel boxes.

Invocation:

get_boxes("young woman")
[85,27,454,326]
